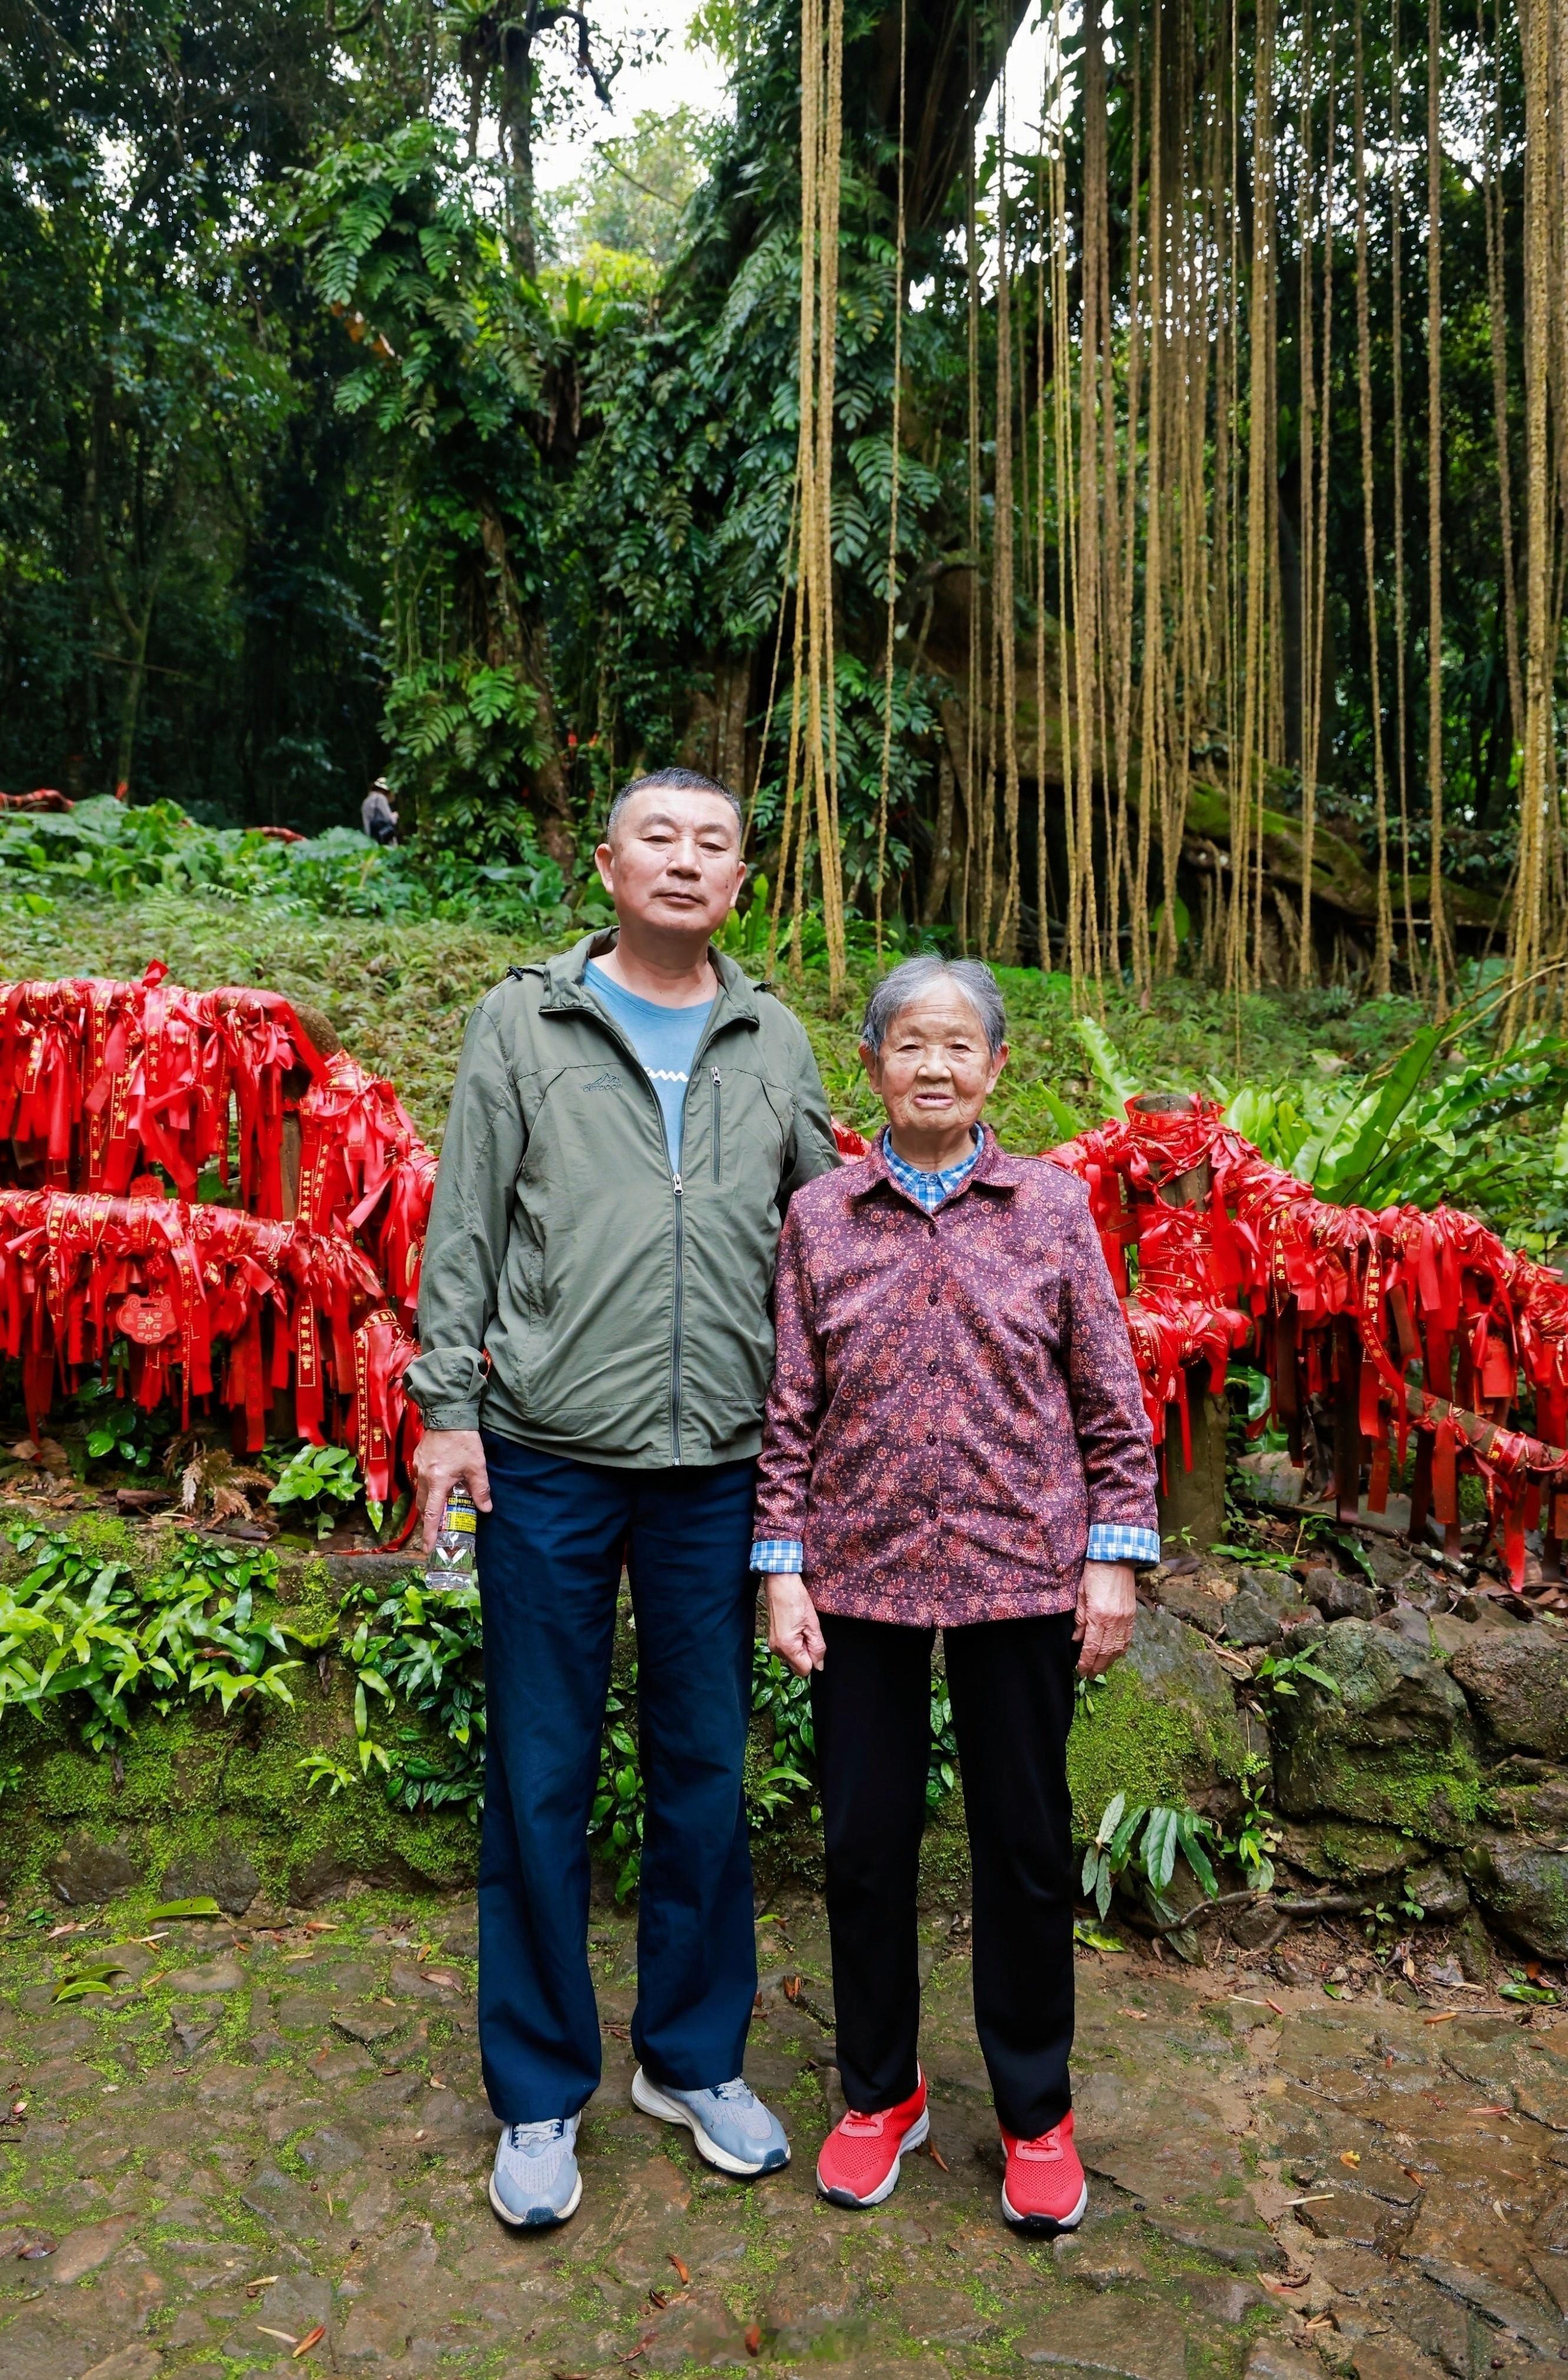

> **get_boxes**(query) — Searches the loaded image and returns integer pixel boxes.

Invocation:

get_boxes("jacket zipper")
[670,1168,685,1461]
[711,1066,722,1184]
[564,986,735,1470]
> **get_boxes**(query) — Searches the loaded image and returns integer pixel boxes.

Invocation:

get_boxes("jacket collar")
[850,1121,1027,1204]
[533,928,761,1028]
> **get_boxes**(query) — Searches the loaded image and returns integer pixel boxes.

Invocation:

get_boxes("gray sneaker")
[631,2066,790,2177]
[488,2115,582,2228]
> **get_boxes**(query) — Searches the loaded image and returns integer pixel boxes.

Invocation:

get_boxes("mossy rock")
[1067,1606,1250,1841]
[1271,1618,1480,1845]
[1448,1629,1568,1761]
[0,1662,478,1908]
[1461,1832,1568,1960]
[1275,1817,1417,1883]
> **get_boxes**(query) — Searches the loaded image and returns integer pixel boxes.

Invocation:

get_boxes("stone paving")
[4,1891,1568,2380]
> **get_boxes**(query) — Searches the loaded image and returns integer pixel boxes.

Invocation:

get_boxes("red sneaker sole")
[1000,2175,1088,2235]
[817,2108,930,2208]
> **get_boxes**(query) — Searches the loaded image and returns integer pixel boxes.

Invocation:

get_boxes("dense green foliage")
[1,0,1544,976]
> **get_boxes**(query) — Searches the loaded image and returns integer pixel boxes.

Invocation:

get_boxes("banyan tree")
[642,0,1568,1013]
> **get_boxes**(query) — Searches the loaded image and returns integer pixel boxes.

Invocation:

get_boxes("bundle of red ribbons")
[1049,1098,1568,1588]
[11,983,1568,1576]
[0,967,433,1510]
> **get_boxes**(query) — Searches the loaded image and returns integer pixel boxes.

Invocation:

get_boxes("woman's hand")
[767,1573,826,1677]
[1074,1560,1136,1676]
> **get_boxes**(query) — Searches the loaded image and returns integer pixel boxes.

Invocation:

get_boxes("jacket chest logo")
[584,1069,624,1091]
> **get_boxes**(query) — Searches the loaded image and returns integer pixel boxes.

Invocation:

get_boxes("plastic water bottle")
[425,1484,478,1589]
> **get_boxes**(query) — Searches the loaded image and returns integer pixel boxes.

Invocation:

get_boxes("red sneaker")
[816,2073,930,2208]
[1000,2110,1088,2234]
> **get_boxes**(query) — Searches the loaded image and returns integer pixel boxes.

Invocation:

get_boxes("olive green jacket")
[406,931,840,1467]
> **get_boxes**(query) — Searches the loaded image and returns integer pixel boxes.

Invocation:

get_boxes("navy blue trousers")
[474,1433,760,2124]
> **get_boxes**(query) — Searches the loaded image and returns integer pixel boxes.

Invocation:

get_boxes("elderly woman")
[751,955,1159,2233]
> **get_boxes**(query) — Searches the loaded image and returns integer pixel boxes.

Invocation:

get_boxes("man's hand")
[413,1428,493,1554]
[766,1573,826,1678]
[1074,1560,1136,1677]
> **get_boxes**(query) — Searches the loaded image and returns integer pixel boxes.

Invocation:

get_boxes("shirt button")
[927,1287,939,1306]
[927,1357,939,1375]
[926,1429,937,1443]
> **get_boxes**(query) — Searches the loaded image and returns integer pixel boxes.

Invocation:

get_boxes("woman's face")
[861,985,1007,1138]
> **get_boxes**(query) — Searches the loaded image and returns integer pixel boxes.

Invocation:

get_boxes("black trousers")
[810,1609,1078,2140]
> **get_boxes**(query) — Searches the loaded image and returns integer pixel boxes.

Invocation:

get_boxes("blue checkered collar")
[857,1121,1026,1212]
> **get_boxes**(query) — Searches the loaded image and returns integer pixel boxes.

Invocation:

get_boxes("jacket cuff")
[751,1539,806,1573]
[1085,1523,1162,1568]
[419,1406,484,1433]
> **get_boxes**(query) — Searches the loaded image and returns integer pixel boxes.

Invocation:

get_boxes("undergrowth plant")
[0,1531,301,1748]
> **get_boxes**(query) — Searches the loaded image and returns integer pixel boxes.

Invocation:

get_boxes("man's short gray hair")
[606,766,743,843]
[860,955,1007,1057]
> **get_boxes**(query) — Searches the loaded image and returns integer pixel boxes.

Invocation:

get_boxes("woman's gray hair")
[860,955,1007,1058]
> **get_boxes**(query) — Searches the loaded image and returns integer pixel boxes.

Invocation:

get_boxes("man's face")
[595,789,746,943]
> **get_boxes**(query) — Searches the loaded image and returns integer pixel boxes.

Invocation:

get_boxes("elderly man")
[408,766,838,2229]
[757,954,1160,2233]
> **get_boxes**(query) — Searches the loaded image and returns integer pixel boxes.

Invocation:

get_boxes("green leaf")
[1073,1017,1138,1114]
[1143,1807,1179,1894]
[1500,1975,1557,2004]
[1037,1085,1084,1144]
[1314,1024,1442,1196]
[1073,1920,1128,1954]
[53,1961,128,2001]
[1178,1815,1220,1898]
[147,1897,221,1920]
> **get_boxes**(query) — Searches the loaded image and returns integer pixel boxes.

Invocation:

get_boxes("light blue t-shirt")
[584,961,714,1171]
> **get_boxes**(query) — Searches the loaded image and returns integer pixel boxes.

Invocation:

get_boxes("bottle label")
[445,1506,476,1533]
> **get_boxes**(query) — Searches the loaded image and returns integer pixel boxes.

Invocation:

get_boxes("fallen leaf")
[293,2325,326,2358]
[1467,2105,1511,2116]
[648,2289,672,2309]
[923,2139,950,2173]
[668,2255,689,2285]
[1265,1997,1287,2016]
[1118,2007,1152,2021]
[256,2326,298,2345]
[246,2276,280,2296]
[783,1974,801,2002]
[744,2325,763,2357]
[1339,2150,1361,2167]
[18,2241,54,2259]
[148,1898,221,1920]
[1423,2011,1460,2024]
[1283,2194,1335,2206]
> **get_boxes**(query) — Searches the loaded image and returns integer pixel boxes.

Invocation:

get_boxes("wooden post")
[1130,1093,1231,1559]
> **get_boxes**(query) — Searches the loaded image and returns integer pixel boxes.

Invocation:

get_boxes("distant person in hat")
[361,779,399,845]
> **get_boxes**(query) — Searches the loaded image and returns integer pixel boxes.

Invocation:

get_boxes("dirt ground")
[2,1891,1566,2379]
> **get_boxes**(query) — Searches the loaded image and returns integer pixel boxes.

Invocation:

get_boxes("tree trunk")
[499,26,538,280]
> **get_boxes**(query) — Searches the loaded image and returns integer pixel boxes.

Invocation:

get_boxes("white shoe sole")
[631,2066,791,2177]
[1001,2175,1088,2234]
[817,2107,930,2208]
[488,2167,583,2229]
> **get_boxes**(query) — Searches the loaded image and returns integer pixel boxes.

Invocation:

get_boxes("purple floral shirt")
[752,1127,1159,1627]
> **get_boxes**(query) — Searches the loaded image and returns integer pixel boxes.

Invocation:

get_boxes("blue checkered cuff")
[1086,1524,1162,1568]
[751,1539,805,1574]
